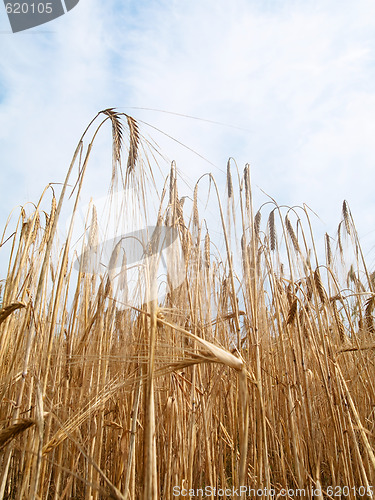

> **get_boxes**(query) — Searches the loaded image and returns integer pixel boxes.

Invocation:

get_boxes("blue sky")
[1,0,375,265]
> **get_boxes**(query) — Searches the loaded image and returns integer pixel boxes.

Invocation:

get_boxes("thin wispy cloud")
[1,0,375,260]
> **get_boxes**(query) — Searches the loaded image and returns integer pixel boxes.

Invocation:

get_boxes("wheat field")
[0,110,374,499]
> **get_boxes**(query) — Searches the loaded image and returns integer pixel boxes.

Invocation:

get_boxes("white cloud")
[1,0,375,265]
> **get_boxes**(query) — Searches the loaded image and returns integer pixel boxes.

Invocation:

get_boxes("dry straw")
[0,110,374,498]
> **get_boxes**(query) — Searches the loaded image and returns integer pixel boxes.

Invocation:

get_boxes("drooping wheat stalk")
[126,115,139,175]
[226,159,233,199]
[254,209,261,238]
[325,232,332,267]
[0,110,374,498]
[285,214,299,253]
[314,268,327,303]
[342,199,351,235]
[268,209,276,251]
[102,108,123,159]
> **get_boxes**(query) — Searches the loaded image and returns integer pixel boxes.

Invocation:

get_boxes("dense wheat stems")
[0,110,374,498]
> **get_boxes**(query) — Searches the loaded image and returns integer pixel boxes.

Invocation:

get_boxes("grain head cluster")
[0,111,374,499]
